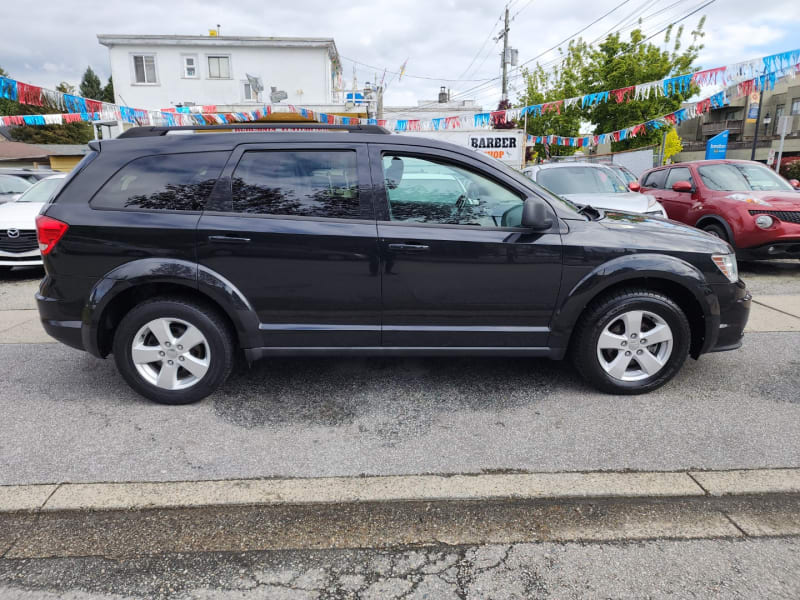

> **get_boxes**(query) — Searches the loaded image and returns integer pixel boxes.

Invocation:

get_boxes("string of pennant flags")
[1,48,799,144]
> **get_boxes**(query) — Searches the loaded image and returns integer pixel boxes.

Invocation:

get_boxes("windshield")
[0,175,32,195]
[537,167,629,195]
[698,163,795,192]
[16,177,65,203]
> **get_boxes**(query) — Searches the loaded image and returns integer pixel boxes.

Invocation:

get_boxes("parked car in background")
[523,163,667,217]
[640,159,800,260]
[35,123,749,405]
[0,167,61,184]
[605,163,639,187]
[0,174,66,270]
[0,174,32,204]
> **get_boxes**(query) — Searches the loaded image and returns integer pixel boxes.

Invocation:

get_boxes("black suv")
[35,124,751,404]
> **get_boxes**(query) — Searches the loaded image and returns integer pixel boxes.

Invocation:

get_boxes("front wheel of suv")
[571,289,691,394]
[112,297,235,405]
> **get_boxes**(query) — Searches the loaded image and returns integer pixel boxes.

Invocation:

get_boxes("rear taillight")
[36,215,69,255]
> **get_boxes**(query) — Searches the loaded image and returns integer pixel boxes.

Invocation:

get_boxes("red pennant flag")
[610,86,635,103]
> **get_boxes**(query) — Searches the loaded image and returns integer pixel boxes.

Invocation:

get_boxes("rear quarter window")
[91,152,229,211]
[643,169,667,189]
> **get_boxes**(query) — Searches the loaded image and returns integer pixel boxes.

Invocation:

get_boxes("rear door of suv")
[369,143,562,348]
[196,141,380,348]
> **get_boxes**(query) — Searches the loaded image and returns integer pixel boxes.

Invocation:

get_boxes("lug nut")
[159,351,165,356]
[636,350,643,355]
[625,351,632,356]
[640,339,647,344]
[631,333,637,339]
[179,356,184,362]
[165,342,171,347]
[177,345,183,350]
[621,341,627,347]
[167,360,174,365]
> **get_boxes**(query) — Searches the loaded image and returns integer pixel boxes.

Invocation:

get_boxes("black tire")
[571,288,691,395]
[701,222,729,243]
[112,297,234,405]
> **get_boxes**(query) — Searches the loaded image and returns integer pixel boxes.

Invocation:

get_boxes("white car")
[0,174,66,271]
[522,163,667,217]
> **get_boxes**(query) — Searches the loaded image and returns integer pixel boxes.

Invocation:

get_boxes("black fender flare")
[548,253,719,353]
[695,214,736,247]
[82,258,261,357]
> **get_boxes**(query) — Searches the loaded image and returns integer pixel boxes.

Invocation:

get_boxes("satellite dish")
[270,86,288,103]
[245,73,264,93]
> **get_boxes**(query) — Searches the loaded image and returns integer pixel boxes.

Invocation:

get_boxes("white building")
[97,34,343,111]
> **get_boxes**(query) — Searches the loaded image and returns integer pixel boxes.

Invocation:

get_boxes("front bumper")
[737,240,800,260]
[0,250,42,267]
[708,280,751,352]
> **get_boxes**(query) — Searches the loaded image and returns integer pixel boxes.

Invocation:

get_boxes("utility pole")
[501,5,510,101]
[750,84,764,161]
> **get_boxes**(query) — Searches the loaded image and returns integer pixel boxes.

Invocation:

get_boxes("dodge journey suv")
[36,123,750,404]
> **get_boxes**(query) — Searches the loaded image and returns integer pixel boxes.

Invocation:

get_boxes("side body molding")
[548,253,720,353]
[82,258,261,357]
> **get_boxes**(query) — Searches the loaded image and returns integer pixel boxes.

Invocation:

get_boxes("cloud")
[0,0,796,109]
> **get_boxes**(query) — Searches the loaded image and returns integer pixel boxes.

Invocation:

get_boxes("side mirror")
[790,179,800,189]
[628,181,641,192]
[672,180,692,193]
[521,199,554,230]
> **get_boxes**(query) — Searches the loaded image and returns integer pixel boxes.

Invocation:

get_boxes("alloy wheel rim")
[131,318,211,390]
[596,310,673,382]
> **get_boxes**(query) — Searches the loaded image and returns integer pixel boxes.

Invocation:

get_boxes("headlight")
[754,214,774,229]
[712,253,738,283]
[725,193,769,206]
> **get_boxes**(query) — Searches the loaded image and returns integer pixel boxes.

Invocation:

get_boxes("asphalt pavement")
[2,537,799,599]
[1,263,799,485]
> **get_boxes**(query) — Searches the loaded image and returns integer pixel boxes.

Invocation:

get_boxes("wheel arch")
[550,254,718,359]
[695,214,735,246]
[82,258,260,358]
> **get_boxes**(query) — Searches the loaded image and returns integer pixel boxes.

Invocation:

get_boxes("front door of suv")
[369,145,563,348]
[197,143,380,347]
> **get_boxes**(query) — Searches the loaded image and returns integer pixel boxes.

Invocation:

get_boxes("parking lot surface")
[1,262,799,486]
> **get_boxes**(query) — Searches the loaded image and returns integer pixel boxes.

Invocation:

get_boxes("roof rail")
[117,122,391,138]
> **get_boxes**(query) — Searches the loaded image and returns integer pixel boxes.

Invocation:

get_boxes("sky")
[1,0,798,112]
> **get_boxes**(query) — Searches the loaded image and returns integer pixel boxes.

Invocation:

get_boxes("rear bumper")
[35,275,92,351]
[708,280,751,352]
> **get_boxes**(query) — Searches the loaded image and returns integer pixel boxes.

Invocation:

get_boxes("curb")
[3,469,800,514]
[2,469,800,559]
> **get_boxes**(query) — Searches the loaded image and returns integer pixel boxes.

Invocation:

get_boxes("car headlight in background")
[712,253,739,283]
[725,193,770,206]
[754,214,774,229]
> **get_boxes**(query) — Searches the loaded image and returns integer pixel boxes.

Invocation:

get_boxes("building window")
[792,99,800,116]
[132,55,157,84]
[208,56,231,79]
[243,81,257,101]
[183,56,197,78]
[774,105,784,135]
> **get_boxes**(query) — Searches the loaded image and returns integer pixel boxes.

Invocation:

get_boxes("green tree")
[579,20,706,151]
[79,66,103,99]
[55,81,75,95]
[518,41,586,159]
[0,65,8,77]
[663,127,683,164]
[9,122,93,144]
[101,76,114,103]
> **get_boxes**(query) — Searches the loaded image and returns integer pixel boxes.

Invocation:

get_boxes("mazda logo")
[6,229,19,239]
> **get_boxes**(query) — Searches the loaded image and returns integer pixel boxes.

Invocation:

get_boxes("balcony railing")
[702,120,743,136]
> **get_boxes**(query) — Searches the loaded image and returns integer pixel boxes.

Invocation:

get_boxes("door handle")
[388,243,430,252]
[208,235,251,244]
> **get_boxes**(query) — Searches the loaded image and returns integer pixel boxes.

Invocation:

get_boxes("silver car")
[522,163,667,217]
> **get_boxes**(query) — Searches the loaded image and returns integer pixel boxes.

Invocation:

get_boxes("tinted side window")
[643,169,667,189]
[92,152,228,211]
[231,151,362,219]
[665,167,693,188]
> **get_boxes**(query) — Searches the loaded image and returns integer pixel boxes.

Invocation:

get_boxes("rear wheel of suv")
[571,289,691,394]
[112,298,234,405]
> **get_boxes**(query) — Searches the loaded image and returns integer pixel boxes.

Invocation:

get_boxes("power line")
[339,55,495,83]
[457,9,506,81]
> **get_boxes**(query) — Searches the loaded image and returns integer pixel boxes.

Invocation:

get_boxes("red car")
[639,159,800,260]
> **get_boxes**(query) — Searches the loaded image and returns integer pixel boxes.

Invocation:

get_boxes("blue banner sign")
[705,130,729,159]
